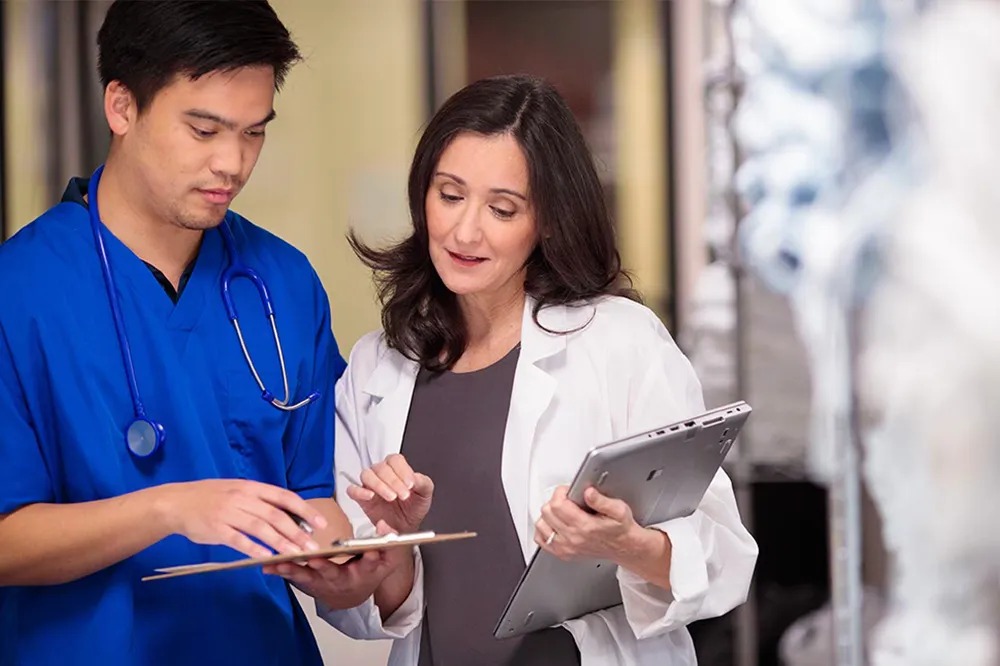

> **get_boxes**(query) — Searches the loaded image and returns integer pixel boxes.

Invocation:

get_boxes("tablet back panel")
[493,401,751,639]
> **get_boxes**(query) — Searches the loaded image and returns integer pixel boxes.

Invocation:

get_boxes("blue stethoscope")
[88,165,319,458]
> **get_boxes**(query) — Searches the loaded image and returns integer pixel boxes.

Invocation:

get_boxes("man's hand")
[263,520,408,610]
[345,454,433,534]
[154,479,327,559]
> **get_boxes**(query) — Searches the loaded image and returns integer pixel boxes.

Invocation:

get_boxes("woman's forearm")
[615,526,673,591]
[373,549,416,621]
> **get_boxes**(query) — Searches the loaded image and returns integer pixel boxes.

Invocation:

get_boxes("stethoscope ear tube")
[89,165,320,459]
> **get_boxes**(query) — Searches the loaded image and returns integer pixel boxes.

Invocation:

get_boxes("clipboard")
[142,530,476,582]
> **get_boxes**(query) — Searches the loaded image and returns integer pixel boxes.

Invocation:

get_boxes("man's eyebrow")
[183,109,277,130]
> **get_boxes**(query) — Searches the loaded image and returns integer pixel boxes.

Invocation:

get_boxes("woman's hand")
[345,454,433,535]
[533,486,672,590]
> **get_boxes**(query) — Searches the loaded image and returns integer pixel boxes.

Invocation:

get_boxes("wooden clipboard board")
[142,531,476,582]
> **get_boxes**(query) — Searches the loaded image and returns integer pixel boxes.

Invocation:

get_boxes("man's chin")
[175,216,227,232]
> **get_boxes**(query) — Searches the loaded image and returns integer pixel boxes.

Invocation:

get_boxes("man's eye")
[192,127,216,139]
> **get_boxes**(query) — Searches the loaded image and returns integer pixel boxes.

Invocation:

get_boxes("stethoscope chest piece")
[127,418,165,457]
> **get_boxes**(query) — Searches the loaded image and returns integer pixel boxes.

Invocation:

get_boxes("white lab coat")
[319,296,758,666]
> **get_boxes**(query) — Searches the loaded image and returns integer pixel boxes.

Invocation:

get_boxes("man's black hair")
[97,0,301,111]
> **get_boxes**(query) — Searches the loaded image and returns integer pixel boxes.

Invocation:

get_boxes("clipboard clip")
[330,531,437,549]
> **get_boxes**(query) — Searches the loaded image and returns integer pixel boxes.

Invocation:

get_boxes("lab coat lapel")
[502,298,576,563]
[361,343,419,461]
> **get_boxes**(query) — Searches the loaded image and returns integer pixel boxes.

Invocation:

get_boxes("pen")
[285,510,314,535]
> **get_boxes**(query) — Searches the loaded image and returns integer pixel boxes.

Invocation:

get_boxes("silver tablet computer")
[493,401,751,639]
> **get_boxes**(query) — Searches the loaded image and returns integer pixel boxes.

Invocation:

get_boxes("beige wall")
[237,0,425,355]
[239,2,427,663]
[613,0,671,321]
[3,0,50,237]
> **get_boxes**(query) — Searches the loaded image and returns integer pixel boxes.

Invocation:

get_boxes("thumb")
[411,473,434,498]
[375,519,398,537]
[584,487,626,520]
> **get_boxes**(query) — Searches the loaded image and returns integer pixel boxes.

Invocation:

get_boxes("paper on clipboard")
[141,530,476,582]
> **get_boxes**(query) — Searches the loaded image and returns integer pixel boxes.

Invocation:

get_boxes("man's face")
[116,66,277,230]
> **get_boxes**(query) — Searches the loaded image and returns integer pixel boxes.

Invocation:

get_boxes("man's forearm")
[0,486,173,586]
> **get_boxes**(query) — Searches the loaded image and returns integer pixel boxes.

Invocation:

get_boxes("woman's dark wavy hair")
[350,74,639,372]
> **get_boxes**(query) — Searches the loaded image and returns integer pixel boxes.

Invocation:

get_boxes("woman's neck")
[452,287,525,373]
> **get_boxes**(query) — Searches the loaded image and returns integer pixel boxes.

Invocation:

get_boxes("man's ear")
[104,81,136,137]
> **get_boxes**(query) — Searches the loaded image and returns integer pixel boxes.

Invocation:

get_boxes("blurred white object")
[859,2,1000,665]
[779,587,886,666]
[721,0,1000,665]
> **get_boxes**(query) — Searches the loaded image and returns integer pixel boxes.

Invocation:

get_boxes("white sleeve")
[614,318,758,639]
[315,333,425,640]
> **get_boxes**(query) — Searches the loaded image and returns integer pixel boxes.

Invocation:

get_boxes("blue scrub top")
[0,185,347,666]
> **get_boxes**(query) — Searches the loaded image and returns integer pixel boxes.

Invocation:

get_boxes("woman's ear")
[104,81,136,137]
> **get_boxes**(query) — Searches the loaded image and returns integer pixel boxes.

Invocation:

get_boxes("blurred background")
[4,1,998,665]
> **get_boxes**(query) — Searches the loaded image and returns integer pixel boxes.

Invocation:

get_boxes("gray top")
[401,345,580,666]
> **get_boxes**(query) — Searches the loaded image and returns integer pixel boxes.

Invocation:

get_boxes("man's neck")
[95,159,203,289]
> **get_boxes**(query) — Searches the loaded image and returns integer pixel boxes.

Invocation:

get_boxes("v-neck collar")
[98,219,224,332]
[64,176,224,327]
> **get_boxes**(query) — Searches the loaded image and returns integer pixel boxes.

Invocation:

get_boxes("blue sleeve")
[0,320,54,513]
[283,270,347,500]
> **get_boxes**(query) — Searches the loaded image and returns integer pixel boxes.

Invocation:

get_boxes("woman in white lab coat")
[277,75,757,665]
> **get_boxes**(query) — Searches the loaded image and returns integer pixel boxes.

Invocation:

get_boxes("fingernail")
[386,492,398,502]
[305,540,320,552]
[315,516,328,529]
[400,491,410,501]
[406,478,415,489]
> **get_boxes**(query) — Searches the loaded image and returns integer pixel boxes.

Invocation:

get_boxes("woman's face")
[425,132,538,304]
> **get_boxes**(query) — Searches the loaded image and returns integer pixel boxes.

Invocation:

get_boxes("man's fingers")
[304,556,340,573]
[273,561,321,588]
[238,503,319,553]
[251,482,327,531]
[222,527,272,559]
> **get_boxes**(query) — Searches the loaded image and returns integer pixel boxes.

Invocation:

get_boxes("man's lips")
[198,188,235,205]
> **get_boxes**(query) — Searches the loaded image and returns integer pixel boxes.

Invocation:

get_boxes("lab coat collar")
[359,295,596,562]
[360,295,595,400]
[507,296,595,561]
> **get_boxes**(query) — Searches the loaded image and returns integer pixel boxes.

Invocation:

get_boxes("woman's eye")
[439,192,462,203]
[491,206,515,220]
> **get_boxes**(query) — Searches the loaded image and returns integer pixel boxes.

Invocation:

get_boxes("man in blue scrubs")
[0,2,406,664]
